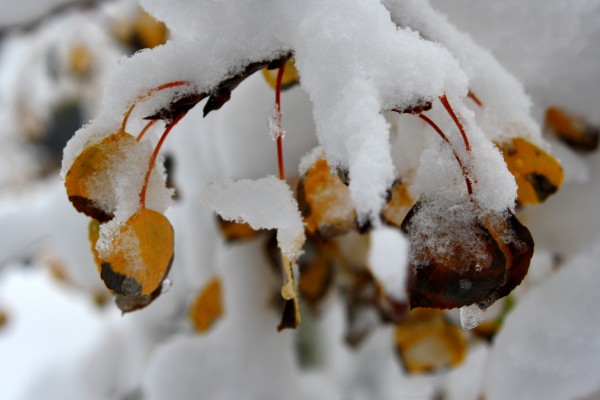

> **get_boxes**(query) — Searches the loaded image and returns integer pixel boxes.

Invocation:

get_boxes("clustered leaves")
[63,49,562,369]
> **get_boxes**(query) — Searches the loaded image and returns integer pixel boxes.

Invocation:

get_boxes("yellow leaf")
[298,158,356,239]
[394,309,467,374]
[262,59,299,90]
[545,107,599,152]
[100,208,174,299]
[189,277,224,333]
[499,137,564,205]
[65,131,136,222]
[381,180,414,228]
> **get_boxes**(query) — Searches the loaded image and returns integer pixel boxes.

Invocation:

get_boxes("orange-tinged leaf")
[545,107,599,152]
[298,157,356,239]
[381,180,414,228]
[262,59,299,90]
[298,237,335,309]
[100,208,174,301]
[216,215,261,242]
[189,277,224,333]
[499,137,564,205]
[394,309,467,374]
[65,131,136,222]
[68,43,92,77]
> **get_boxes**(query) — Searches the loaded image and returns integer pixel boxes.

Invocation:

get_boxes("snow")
[199,176,305,261]
[368,226,409,301]
[485,236,600,400]
[459,304,485,330]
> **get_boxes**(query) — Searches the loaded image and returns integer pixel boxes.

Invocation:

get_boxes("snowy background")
[0,1,599,399]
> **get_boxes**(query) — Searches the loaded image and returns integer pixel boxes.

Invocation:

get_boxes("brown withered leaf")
[189,277,224,333]
[65,131,137,222]
[545,107,599,152]
[394,309,467,374]
[297,157,357,239]
[100,208,174,312]
[401,197,533,310]
[261,59,300,90]
[499,137,564,205]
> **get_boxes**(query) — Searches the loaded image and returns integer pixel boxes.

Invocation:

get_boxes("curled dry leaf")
[99,208,174,312]
[401,197,533,310]
[498,137,564,205]
[65,131,137,222]
[189,277,224,333]
[545,107,599,152]
[394,309,467,374]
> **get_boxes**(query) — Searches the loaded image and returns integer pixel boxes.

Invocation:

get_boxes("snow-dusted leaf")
[499,137,564,205]
[199,176,305,262]
[64,130,137,222]
[100,208,174,312]
[402,196,533,310]
[298,156,356,239]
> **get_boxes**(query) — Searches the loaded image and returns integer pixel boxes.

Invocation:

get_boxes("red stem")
[418,114,473,196]
[439,95,471,152]
[275,62,286,181]
[467,90,483,107]
[140,112,187,207]
[136,119,157,142]
[121,81,189,133]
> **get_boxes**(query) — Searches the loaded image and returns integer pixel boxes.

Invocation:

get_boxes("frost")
[199,176,305,261]
[268,103,285,141]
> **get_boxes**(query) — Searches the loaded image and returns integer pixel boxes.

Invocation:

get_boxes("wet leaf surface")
[262,59,299,90]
